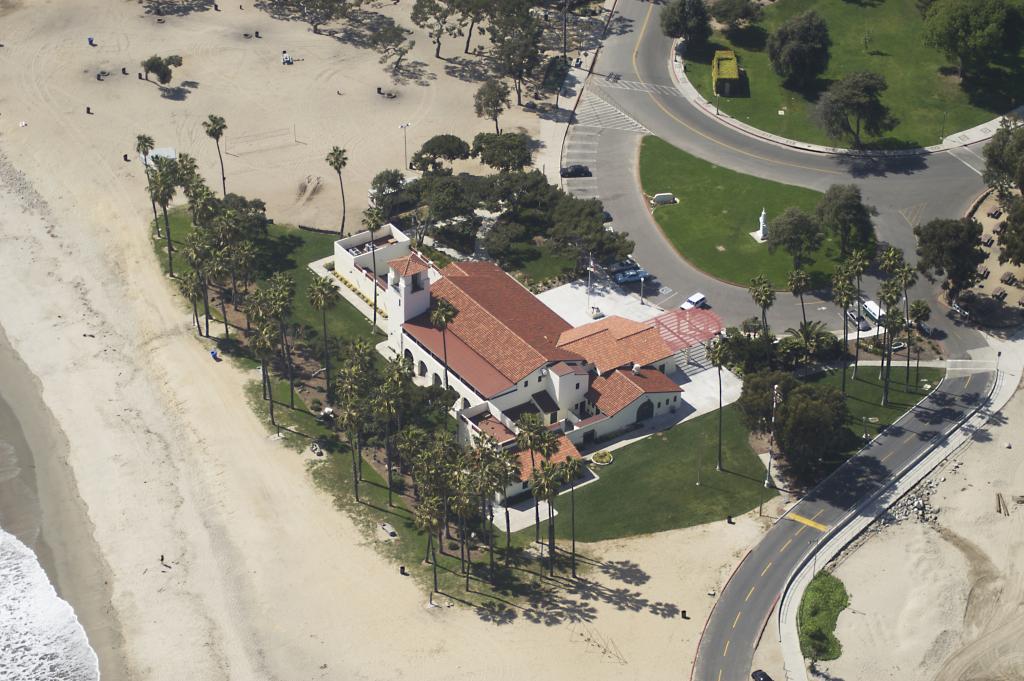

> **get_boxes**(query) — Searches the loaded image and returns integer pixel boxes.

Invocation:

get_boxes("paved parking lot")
[537,275,663,326]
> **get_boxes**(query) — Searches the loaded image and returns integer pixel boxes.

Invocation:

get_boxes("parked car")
[560,164,592,178]
[846,310,871,332]
[602,210,614,223]
[751,671,775,681]
[916,321,933,338]
[891,341,907,352]
[606,259,637,275]
[680,292,707,310]
[613,268,649,285]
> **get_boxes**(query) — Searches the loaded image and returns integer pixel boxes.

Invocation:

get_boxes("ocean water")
[0,439,101,681]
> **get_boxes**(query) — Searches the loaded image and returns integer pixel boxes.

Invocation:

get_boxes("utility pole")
[759,384,781,515]
[399,122,411,170]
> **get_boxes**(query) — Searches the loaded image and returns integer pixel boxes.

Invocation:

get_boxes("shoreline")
[0,324,129,681]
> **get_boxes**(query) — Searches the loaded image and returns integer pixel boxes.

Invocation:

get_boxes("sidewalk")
[667,40,1023,157]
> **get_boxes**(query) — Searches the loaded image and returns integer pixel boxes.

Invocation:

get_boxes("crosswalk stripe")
[572,90,651,134]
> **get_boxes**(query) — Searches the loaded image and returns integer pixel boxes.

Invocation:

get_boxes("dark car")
[602,210,614,223]
[613,268,649,285]
[560,164,592,178]
[751,671,774,681]
[846,310,870,332]
[606,259,637,275]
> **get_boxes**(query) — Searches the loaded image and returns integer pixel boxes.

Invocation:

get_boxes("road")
[556,2,1003,679]
[561,0,990,358]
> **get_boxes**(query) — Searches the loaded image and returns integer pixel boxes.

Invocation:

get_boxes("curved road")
[565,0,989,358]
[561,1,1000,679]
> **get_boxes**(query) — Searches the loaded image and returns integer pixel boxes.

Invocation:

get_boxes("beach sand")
[0,1,770,679]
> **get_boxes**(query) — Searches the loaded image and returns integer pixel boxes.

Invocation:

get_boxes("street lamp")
[399,122,411,170]
[759,385,782,516]
[639,275,646,305]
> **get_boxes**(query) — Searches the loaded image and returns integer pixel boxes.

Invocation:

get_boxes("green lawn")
[531,406,775,543]
[685,0,1024,148]
[516,245,576,284]
[153,208,378,346]
[798,571,849,660]
[807,364,944,443]
[639,136,833,289]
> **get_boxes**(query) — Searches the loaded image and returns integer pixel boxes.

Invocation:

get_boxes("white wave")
[0,529,100,681]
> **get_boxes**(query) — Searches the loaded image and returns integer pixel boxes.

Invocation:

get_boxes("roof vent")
[631,363,641,375]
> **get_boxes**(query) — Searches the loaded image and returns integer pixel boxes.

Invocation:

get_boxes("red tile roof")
[388,253,430,277]
[557,316,673,375]
[403,317,514,397]
[588,367,680,416]
[516,435,581,482]
[420,262,581,385]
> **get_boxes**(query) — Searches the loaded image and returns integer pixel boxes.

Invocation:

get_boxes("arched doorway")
[635,399,654,423]
[404,349,414,365]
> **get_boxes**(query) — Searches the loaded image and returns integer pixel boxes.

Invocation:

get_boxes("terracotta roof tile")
[588,368,680,416]
[388,253,430,277]
[557,316,673,374]
[516,435,581,482]
[427,262,581,383]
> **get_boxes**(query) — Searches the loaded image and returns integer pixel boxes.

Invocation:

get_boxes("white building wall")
[399,331,486,412]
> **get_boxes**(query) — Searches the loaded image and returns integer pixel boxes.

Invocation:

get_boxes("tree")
[177,269,204,334]
[290,0,351,34]
[337,367,366,502]
[208,249,233,338]
[325,146,349,235]
[453,0,489,53]
[908,299,931,384]
[894,261,919,387]
[788,269,811,325]
[430,298,459,389]
[182,230,213,336]
[375,359,409,508]
[151,155,178,276]
[782,320,835,366]
[914,217,987,302]
[982,116,1024,199]
[411,0,459,59]
[748,274,776,336]
[251,324,280,427]
[847,248,871,378]
[515,414,551,544]
[140,54,183,85]
[816,184,876,257]
[767,11,830,89]
[712,0,762,30]
[370,169,405,219]
[308,277,339,399]
[531,459,562,576]
[661,0,712,49]
[411,134,470,173]
[997,196,1024,265]
[878,279,902,406]
[924,0,1016,79]
[474,79,511,134]
[706,338,727,471]
[414,495,444,596]
[470,132,532,172]
[767,207,823,269]
[775,384,848,485]
[135,134,162,238]
[831,271,856,395]
[817,72,897,147]
[268,273,297,408]
[737,370,799,433]
[490,7,543,106]
[375,23,416,72]
[493,446,521,565]
[551,195,635,267]
[560,456,583,578]
[203,114,228,197]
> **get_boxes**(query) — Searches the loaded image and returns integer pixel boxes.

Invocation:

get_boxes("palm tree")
[908,300,931,385]
[182,230,212,336]
[561,456,583,578]
[151,155,178,276]
[325,146,349,235]
[706,338,726,471]
[471,434,502,581]
[847,248,871,378]
[430,298,459,389]
[414,495,444,598]
[515,413,545,542]
[268,273,297,408]
[374,363,406,507]
[495,446,521,566]
[788,269,811,325]
[362,207,385,330]
[135,134,161,237]
[251,324,279,427]
[337,365,366,502]
[531,459,562,577]
[785,320,833,365]
[880,246,903,277]
[202,114,228,196]
[832,271,856,395]
[208,249,232,338]
[749,274,776,337]
[177,269,204,333]
[175,153,199,199]
[187,182,219,229]
[234,240,257,326]
[895,262,919,388]
[878,279,902,406]
[307,277,339,398]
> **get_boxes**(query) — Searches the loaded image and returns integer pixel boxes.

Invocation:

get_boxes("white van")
[862,299,884,323]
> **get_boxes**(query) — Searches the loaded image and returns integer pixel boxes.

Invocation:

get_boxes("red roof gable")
[516,435,581,482]
[588,367,680,416]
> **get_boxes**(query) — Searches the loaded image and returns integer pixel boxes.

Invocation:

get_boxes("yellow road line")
[723,640,731,657]
[629,4,843,176]
[733,611,742,628]
[779,538,793,553]
[745,586,756,602]
[788,513,828,532]
[761,561,772,576]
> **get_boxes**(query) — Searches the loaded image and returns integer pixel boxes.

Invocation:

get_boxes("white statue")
[758,207,767,240]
